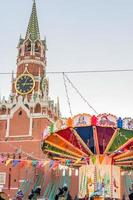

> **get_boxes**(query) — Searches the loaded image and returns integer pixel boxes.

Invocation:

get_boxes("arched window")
[35,42,41,53]
[19,48,22,56]
[18,110,22,116]
[1,106,6,115]
[25,40,31,52]
[25,104,29,109]
[34,103,41,113]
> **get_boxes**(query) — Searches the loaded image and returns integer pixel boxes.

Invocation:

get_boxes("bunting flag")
[2,156,7,162]
[99,155,104,164]
[91,156,96,164]
[0,156,78,176]
[12,160,20,167]
[1,158,51,169]
[73,158,82,165]
[36,161,43,168]
[49,123,54,134]
[66,159,71,165]
[51,161,59,170]
[19,160,26,168]
[67,118,73,127]
[0,157,4,164]
[5,159,12,166]
[49,160,55,168]
[84,157,90,165]
[43,160,49,166]
[32,160,38,167]
[26,160,32,167]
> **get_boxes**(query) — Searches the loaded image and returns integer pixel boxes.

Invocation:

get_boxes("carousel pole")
[110,164,113,198]
[94,165,97,192]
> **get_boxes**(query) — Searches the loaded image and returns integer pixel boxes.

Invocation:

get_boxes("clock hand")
[24,76,28,85]
[22,76,29,87]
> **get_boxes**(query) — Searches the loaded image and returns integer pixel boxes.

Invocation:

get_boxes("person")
[0,197,4,200]
[28,189,34,200]
[16,190,24,200]
[128,183,133,200]
[54,186,72,200]
[74,195,78,200]
[28,186,41,200]
[83,194,89,200]
[55,187,64,200]
[66,191,72,200]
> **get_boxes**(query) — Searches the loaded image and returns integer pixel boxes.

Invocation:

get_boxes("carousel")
[42,113,133,199]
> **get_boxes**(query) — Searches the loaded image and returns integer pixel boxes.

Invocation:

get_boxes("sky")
[0,0,133,118]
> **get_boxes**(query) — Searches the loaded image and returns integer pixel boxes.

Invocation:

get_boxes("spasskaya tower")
[12,0,48,100]
[0,1,60,197]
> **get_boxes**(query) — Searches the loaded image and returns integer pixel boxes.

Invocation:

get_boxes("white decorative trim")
[24,56,30,59]
[6,135,32,138]
[21,44,25,56]
[31,113,54,123]
[3,187,18,190]
[34,76,41,81]
[10,99,30,118]
[41,46,44,57]
[35,57,40,60]
[31,113,42,117]
[29,117,32,136]
[17,59,45,67]
[0,139,40,142]
[0,173,6,184]
[19,180,26,183]
[6,116,10,137]
[0,115,7,120]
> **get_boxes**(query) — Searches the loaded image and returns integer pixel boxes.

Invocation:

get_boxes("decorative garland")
[42,113,133,140]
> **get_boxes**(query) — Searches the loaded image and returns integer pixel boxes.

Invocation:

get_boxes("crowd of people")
[1,184,132,200]
[54,185,72,200]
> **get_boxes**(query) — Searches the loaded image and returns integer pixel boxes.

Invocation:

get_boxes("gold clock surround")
[15,73,35,95]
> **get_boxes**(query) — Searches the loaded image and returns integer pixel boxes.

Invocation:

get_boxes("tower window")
[19,48,22,56]
[1,106,6,114]
[25,104,29,109]
[25,41,31,52]
[35,42,41,53]
[35,104,41,113]
[18,110,22,116]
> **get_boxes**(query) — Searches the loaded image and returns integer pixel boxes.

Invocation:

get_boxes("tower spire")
[26,0,40,42]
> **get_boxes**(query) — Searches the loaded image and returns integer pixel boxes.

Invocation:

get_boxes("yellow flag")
[99,155,104,164]
[26,160,32,167]
[5,159,12,166]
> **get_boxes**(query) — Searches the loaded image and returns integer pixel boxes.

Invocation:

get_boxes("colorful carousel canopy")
[42,113,133,167]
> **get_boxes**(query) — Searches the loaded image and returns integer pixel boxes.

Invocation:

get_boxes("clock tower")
[0,1,60,198]
[12,0,48,100]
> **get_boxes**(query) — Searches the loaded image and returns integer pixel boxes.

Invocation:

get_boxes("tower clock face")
[15,74,35,95]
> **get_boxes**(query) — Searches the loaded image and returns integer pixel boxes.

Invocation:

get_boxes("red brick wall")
[9,108,30,136]
[32,118,51,139]
[0,120,7,140]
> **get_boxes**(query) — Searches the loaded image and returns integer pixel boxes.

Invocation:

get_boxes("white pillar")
[29,116,32,136]
[6,116,10,137]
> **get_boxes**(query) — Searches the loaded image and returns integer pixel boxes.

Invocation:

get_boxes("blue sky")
[0,0,133,117]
